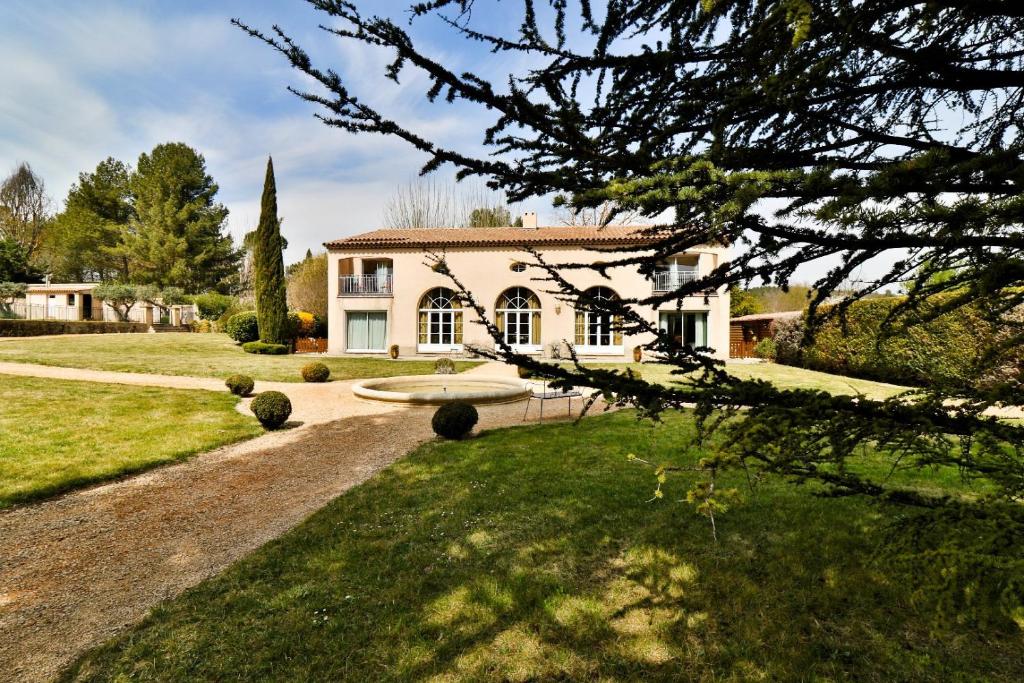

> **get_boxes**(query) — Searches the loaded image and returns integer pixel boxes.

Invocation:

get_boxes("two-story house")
[324,214,730,360]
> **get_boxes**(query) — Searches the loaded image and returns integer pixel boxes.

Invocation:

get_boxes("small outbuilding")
[729,310,802,358]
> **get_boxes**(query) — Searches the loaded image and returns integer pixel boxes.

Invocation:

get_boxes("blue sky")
[0,0,531,264]
[1,0,892,286]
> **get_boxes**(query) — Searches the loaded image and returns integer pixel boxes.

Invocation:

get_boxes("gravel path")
[0,362,593,682]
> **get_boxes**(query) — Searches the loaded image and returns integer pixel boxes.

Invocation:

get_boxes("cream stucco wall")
[326,243,730,361]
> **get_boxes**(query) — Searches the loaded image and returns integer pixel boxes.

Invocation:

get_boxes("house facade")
[17,283,194,325]
[325,220,730,361]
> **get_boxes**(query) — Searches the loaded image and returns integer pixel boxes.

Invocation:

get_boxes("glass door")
[347,311,387,351]
[504,311,531,346]
[659,312,707,348]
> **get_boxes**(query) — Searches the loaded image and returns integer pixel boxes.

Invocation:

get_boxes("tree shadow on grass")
[62,412,1024,683]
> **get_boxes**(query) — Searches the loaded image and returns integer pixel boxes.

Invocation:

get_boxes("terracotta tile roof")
[729,310,803,323]
[325,225,664,250]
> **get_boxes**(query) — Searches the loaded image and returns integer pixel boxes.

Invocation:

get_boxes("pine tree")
[253,157,288,344]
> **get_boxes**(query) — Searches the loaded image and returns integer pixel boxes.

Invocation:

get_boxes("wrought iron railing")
[652,269,698,292]
[339,274,393,296]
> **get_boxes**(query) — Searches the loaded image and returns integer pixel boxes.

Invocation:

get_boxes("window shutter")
[575,310,585,346]
[613,315,623,346]
[454,310,463,344]
[531,311,541,345]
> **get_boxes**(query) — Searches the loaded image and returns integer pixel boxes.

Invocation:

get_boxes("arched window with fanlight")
[574,286,623,352]
[495,287,541,351]
[418,287,463,351]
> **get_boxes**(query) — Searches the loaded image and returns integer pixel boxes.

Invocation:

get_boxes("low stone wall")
[0,319,150,337]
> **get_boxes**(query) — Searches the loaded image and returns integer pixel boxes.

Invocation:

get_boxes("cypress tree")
[253,157,287,344]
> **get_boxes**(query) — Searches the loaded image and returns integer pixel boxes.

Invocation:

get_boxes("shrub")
[301,362,330,383]
[250,391,292,429]
[431,401,479,439]
[389,344,399,359]
[226,311,259,343]
[292,310,317,337]
[242,341,289,355]
[774,297,1010,388]
[192,292,236,320]
[285,311,302,340]
[753,338,777,361]
[517,365,533,379]
[434,357,456,374]
[225,374,255,396]
[311,314,328,338]
[0,319,148,337]
[190,319,212,333]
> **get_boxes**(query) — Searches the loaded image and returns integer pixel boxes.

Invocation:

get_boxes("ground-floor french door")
[346,311,388,352]
[503,311,532,347]
[659,311,708,348]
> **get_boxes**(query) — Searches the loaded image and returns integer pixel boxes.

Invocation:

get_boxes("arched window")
[495,286,541,349]
[574,286,623,349]
[418,287,463,349]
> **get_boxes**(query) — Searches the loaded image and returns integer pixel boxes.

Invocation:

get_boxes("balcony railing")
[652,269,698,292]
[339,274,393,296]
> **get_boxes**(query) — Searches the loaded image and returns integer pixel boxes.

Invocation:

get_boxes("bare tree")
[382,178,459,229]
[382,178,521,229]
[552,200,642,227]
[0,163,52,259]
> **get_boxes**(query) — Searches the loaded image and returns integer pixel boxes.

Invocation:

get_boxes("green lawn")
[0,333,481,382]
[63,412,1021,682]
[601,361,908,400]
[0,374,261,508]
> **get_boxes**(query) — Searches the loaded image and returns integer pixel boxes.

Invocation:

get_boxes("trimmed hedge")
[225,311,259,343]
[225,374,255,396]
[301,362,330,383]
[434,357,456,375]
[775,297,1000,388]
[431,401,479,439]
[242,341,290,355]
[250,391,292,429]
[0,319,148,337]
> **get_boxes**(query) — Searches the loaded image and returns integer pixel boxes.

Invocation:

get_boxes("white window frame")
[417,288,463,353]
[497,287,542,354]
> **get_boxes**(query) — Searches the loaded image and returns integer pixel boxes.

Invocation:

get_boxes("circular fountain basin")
[352,375,530,405]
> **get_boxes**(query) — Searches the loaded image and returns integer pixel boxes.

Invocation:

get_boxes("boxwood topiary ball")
[301,362,331,383]
[225,374,255,397]
[250,391,292,429]
[431,401,479,440]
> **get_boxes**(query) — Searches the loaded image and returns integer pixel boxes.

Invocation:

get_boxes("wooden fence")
[294,337,328,354]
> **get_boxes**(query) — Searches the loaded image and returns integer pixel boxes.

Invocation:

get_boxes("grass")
[0,374,262,508]
[595,361,908,400]
[63,411,1022,682]
[0,333,481,382]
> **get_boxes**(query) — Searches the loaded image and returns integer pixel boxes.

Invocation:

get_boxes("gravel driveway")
[0,362,591,682]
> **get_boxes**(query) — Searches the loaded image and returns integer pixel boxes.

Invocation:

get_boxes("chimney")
[521,211,537,229]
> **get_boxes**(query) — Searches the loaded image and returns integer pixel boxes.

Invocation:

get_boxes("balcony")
[652,269,697,292]
[339,274,393,297]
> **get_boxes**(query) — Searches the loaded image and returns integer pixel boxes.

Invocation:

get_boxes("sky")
[0,0,529,265]
[0,0,892,285]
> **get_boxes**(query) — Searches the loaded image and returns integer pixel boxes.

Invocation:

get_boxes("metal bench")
[522,380,584,420]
